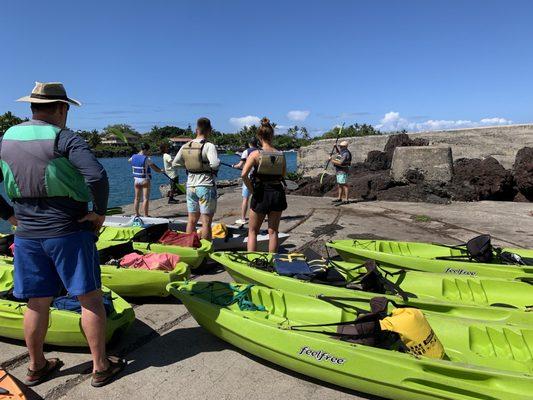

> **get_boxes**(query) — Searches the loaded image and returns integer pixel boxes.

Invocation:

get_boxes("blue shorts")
[186,186,217,215]
[242,185,251,199]
[13,231,101,299]
[336,172,348,185]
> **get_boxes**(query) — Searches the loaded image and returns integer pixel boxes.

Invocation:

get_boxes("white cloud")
[376,111,513,132]
[229,115,261,128]
[287,110,310,122]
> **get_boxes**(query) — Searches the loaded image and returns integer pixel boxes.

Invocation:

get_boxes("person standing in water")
[232,137,260,225]
[331,140,352,204]
[241,118,287,252]
[129,143,162,217]
[160,142,182,204]
[173,117,220,240]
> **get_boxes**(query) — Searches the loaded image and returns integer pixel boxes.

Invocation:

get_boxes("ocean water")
[0,152,297,233]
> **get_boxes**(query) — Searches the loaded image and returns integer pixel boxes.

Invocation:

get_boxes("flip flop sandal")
[91,356,126,388]
[25,358,63,387]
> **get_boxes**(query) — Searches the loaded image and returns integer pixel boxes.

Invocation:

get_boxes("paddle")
[319,122,345,185]
[219,162,299,190]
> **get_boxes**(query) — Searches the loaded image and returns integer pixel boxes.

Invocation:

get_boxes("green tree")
[148,125,187,142]
[0,111,28,135]
[320,123,382,139]
[300,127,309,140]
[87,129,102,148]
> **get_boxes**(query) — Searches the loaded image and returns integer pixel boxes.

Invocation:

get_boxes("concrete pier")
[1,187,532,399]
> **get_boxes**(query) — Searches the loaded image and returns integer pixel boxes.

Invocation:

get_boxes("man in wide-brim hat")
[0,82,125,387]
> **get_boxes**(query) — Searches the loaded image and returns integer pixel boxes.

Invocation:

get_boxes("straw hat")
[16,82,81,106]
[339,140,349,147]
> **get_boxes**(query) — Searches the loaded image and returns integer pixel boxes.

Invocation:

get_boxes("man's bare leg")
[24,297,53,370]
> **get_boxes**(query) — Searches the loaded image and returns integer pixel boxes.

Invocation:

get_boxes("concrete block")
[390,146,453,183]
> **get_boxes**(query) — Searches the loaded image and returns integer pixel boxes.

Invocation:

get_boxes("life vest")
[254,150,286,183]
[333,149,352,168]
[131,154,152,179]
[181,140,212,173]
[0,123,91,202]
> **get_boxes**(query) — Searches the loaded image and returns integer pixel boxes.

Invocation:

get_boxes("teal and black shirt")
[0,120,109,238]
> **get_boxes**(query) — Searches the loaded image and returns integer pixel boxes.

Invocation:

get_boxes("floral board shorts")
[336,172,348,185]
[186,186,217,215]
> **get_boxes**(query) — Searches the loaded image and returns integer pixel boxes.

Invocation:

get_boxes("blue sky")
[1,0,532,135]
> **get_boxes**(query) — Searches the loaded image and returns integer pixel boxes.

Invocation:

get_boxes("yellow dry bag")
[198,223,228,239]
[380,308,445,359]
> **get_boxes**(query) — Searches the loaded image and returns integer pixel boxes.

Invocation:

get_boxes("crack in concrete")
[377,206,525,248]
[283,208,315,233]
[294,209,342,253]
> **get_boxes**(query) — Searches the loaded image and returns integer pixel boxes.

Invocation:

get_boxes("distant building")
[101,132,141,146]
[169,137,193,149]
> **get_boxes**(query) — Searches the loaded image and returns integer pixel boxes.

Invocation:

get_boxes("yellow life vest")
[181,141,211,173]
[255,150,286,183]
[380,308,445,359]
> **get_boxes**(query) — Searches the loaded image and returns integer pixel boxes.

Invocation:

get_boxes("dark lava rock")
[292,174,337,196]
[376,183,450,204]
[450,157,516,201]
[323,170,394,200]
[404,168,425,184]
[383,133,413,158]
[365,150,389,171]
[411,138,430,146]
[513,192,530,202]
[381,133,430,169]
[513,147,533,201]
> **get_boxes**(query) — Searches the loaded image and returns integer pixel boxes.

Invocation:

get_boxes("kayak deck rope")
[191,282,266,312]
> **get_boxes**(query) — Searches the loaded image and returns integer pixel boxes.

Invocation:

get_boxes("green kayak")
[0,242,190,298]
[211,251,533,322]
[98,225,212,268]
[167,281,533,400]
[0,265,135,347]
[100,262,190,297]
[327,237,533,281]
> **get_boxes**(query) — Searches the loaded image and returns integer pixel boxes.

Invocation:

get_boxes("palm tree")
[300,127,309,140]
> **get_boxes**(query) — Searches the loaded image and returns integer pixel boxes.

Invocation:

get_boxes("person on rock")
[331,140,352,204]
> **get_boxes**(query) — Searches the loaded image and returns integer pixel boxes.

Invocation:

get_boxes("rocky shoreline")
[292,133,532,204]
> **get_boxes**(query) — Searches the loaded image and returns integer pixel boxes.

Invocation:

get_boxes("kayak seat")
[0,234,14,257]
[442,278,489,304]
[99,242,138,265]
[469,326,533,365]
[132,223,169,242]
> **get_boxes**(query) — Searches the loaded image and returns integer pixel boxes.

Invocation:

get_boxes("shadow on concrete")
[125,295,180,306]
[346,233,388,240]
[192,261,225,275]
[231,346,384,400]
[11,374,44,400]
[119,326,226,378]
[280,214,308,222]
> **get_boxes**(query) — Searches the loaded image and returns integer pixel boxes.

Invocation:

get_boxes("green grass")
[410,214,432,223]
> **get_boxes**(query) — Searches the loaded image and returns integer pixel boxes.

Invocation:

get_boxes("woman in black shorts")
[241,117,287,253]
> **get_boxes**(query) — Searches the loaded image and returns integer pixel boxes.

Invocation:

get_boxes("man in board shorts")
[331,140,352,204]
[0,82,125,387]
[173,117,220,240]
